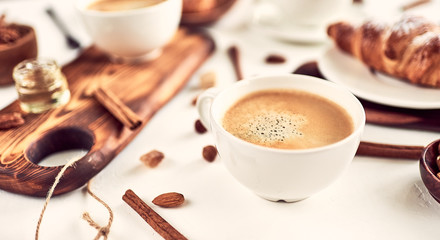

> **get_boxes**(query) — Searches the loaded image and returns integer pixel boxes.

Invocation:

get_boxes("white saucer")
[251,2,327,44]
[318,46,440,109]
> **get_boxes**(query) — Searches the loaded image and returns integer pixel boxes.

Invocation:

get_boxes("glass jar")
[13,58,70,113]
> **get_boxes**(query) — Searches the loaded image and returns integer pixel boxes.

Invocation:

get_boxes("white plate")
[250,2,327,44]
[318,46,440,109]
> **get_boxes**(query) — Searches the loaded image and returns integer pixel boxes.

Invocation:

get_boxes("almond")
[152,192,185,208]
[140,150,164,168]
[199,71,216,89]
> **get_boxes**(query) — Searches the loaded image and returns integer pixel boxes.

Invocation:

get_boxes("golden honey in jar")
[13,59,70,113]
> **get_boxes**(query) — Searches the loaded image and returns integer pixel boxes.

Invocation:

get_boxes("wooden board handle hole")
[25,126,95,167]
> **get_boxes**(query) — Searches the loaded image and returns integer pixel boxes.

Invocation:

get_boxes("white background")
[0,0,440,239]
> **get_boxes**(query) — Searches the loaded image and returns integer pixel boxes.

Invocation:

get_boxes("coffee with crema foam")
[222,89,354,150]
[87,0,166,12]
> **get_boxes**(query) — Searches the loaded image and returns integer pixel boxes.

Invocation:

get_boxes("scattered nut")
[0,112,25,130]
[140,150,164,168]
[437,154,440,179]
[191,94,199,106]
[199,71,216,89]
[0,15,23,44]
[152,192,185,208]
[0,27,20,44]
[437,155,440,170]
[265,54,286,64]
[195,119,207,134]
[202,145,217,162]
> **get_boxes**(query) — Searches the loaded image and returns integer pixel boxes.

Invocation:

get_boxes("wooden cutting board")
[0,28,215,197]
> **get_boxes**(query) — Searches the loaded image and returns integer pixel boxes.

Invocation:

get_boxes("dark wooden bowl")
[0,24,38,86]
[181,0,238,26]
[420,139,440,203]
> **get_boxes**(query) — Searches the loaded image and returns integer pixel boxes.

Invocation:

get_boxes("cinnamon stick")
[227,45,244,81]
[356,141,424,159]
[93,87,142,130]
[122,189,187,240]
[401,0,431,11]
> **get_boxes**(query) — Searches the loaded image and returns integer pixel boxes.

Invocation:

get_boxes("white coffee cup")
[76,0,182,62]
[273,0,351,27]
[197,74,365,202]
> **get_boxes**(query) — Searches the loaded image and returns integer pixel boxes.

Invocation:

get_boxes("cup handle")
[196,88,221,130]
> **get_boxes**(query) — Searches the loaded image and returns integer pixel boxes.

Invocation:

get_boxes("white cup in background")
[273,0,351,28]
[197,74,365,202]
[76,0,182,63]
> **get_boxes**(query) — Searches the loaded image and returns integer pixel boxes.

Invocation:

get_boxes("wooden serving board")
[0,28,215,197]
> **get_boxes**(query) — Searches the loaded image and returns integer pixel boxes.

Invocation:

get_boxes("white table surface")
[1,0,440,239]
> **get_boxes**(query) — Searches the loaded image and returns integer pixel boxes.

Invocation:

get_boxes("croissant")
[327,15,440,88]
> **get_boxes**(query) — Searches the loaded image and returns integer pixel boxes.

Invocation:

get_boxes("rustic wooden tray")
[0,28,215,197]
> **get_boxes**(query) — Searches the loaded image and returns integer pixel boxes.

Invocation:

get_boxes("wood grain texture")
[0,28,215,197]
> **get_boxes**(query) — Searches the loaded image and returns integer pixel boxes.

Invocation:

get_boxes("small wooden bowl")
[420,139,440,203]
[181,0,238,26]
[0,24,38,86]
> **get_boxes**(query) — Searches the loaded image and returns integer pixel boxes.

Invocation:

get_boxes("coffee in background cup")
[87,0,166,12]
[197,74,365,202]
[76,0,182,63]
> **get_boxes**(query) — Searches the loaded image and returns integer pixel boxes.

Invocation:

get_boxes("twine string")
[35,157,80,240]
[82,181,114,240]
[35,159,114,240]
